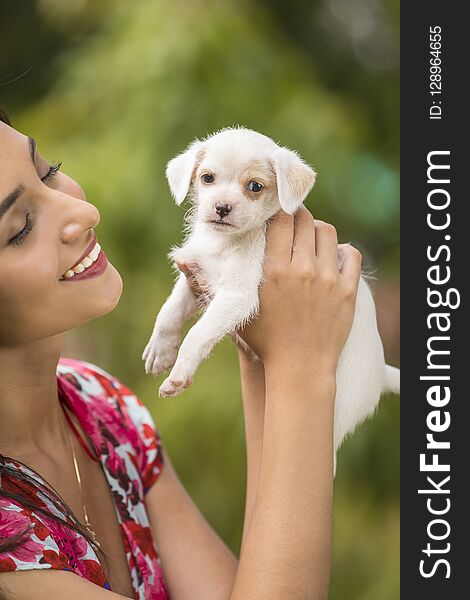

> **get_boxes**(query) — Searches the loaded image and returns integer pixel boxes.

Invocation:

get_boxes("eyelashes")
[8,161,62,246]
[41,161,62,182]
[9,212,35,247]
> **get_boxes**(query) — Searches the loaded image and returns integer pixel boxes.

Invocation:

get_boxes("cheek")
[0,249,60,338]
[194,187,217,214]
[258,188,279,210]
[0,268,51,342]
[20,243,60,284]
[0,240,123,344]
[2,248,58,299]
[243,190,277,221]
[260,186,276,201]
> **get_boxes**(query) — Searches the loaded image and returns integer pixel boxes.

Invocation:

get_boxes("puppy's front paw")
[142,332,179,376]
[159,374,193,398]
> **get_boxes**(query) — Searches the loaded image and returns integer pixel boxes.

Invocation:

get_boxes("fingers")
[290,206,316,262]
[290,211,338,277]
[314,219,338,273]
[339,243,362,295]
[176,261,204,295]
[176,261,191,277]
[290,214,357,299]
[264,209,295,269]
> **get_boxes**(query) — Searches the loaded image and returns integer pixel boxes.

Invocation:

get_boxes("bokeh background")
[1,1,399,597]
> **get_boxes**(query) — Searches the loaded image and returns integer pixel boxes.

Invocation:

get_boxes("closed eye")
[41,161,62,182]
[7,162,62,246]
[8,212,35,246]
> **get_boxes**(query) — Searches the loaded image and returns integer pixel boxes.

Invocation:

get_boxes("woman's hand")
[175,261,207,298]
[237,207,362,373]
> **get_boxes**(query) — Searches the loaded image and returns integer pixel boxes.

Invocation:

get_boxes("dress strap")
[58,389,101,462]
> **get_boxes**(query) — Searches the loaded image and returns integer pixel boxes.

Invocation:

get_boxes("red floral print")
[40,549,71,569]
[0,358,167,599]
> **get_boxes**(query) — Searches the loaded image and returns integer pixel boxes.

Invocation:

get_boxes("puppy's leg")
[159,289,259,398]
[143,272,200,376]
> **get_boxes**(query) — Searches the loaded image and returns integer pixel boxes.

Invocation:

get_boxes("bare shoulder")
[0,569,129,600]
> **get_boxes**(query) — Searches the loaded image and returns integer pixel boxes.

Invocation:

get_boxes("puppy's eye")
[248,181,263,193]
[201,173,215,184]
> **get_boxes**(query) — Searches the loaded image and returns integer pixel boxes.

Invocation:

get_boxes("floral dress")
[0,357,169,599]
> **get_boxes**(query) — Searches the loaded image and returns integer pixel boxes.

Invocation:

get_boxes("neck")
[0,334,67,460]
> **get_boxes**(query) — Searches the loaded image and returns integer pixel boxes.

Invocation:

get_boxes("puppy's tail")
[383,364,400,394]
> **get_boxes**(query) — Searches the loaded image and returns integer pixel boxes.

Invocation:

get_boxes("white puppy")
[142,127,400,465]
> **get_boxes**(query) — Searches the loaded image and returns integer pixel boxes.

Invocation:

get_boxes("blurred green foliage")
[2,0,399,597]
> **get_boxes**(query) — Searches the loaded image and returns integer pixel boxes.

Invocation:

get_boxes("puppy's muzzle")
[214,203,232,219]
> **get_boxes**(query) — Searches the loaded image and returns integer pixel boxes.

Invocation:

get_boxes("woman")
[0,109,362,599]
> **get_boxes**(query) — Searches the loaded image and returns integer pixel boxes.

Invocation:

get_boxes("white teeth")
[89,243,101,261]
[61,242,102,280]
[82,257,93,268]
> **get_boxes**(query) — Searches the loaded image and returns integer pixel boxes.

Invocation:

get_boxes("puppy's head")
[166,127,316,234]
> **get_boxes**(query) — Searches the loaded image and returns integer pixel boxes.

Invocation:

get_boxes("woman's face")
[0,122,123,346]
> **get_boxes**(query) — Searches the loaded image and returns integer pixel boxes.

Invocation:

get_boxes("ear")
[166,140,205,205]
[271,147,316,214]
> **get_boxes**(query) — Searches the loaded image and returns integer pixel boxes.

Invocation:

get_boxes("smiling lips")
[60,235,108,281]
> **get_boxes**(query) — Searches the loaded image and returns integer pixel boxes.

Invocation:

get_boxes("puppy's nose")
[214,203,232,219]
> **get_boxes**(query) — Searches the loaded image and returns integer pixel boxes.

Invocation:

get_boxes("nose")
[214,203,232,219]
[60,193,101,245]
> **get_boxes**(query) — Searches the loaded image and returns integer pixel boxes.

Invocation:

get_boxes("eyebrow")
[0,136,36,223]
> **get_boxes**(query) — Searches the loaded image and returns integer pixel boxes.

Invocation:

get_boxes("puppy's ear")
[271,147,316,214]
[166,140,205,206]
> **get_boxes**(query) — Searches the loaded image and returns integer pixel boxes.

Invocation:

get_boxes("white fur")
[142,126,400,472]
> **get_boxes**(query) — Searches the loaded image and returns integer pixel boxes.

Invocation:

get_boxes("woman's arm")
[144,345,266,600]
[236,344,336,596]
[230,357,336,599]
[228,210,362,599]
[236,348,265,552]
[0,570,131,599]
[146,446,238,600]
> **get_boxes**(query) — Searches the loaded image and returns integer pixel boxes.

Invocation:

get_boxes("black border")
[401,4,468,596]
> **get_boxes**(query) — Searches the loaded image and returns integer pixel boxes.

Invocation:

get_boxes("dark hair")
[0,107,11,126]
[0,107,109,576]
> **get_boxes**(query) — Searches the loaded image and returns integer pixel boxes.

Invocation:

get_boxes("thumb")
[176,261,191,277]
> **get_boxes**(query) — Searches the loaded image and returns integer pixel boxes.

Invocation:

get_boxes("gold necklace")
[63,410,101,549]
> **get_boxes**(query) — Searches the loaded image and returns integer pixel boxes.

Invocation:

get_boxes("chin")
[92,263,124,317]
[105,263,124,306]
